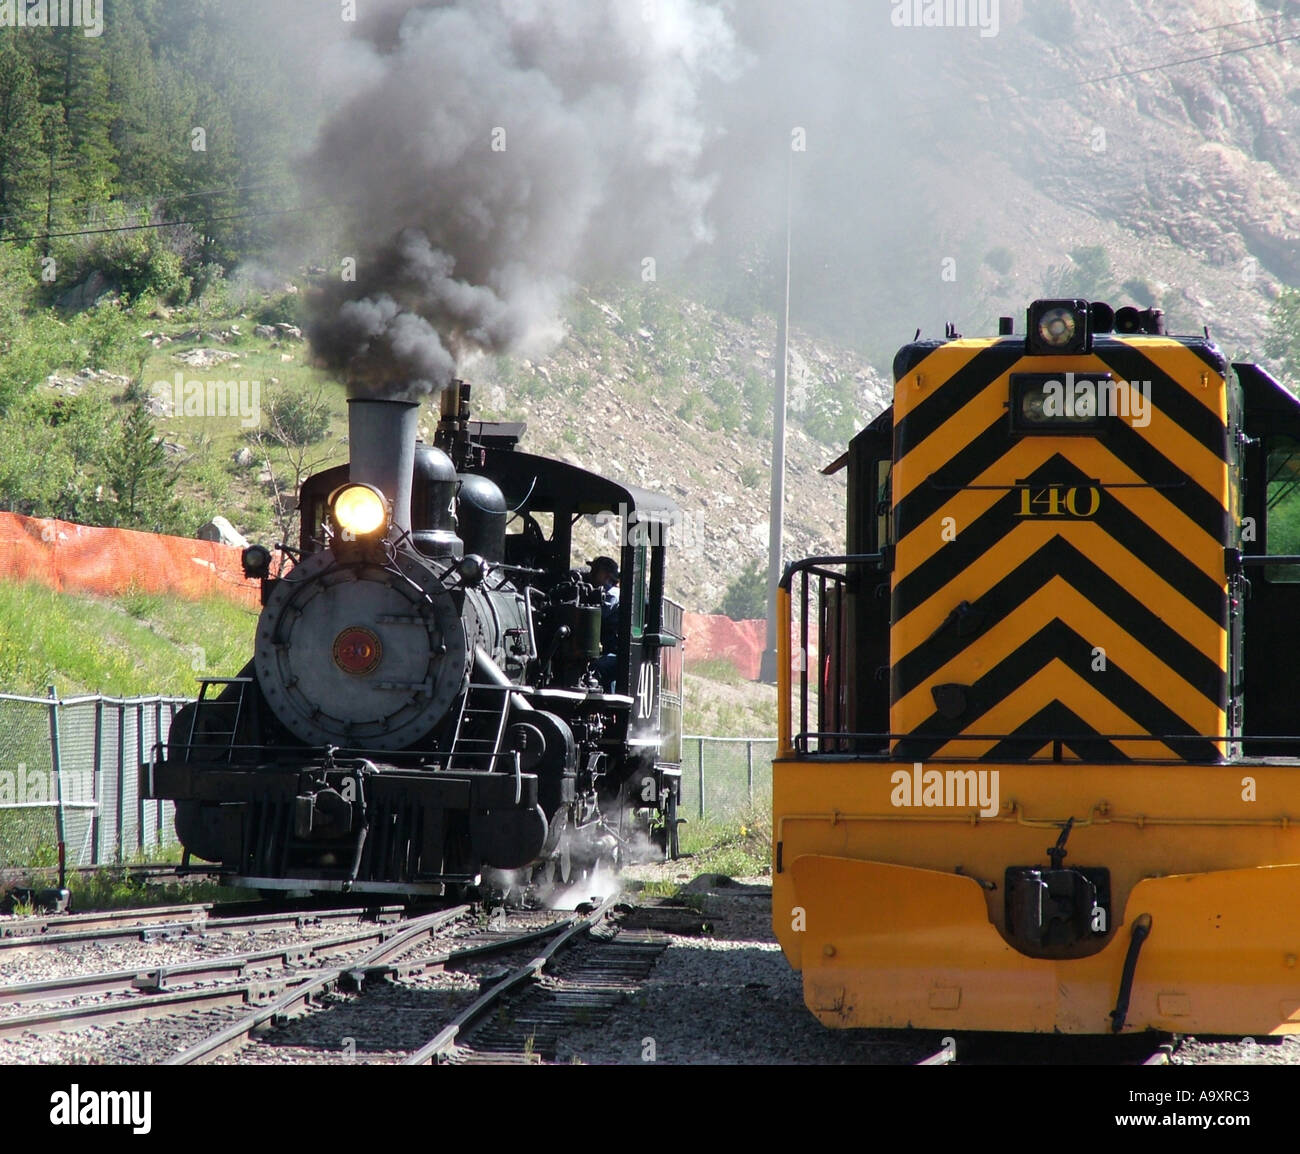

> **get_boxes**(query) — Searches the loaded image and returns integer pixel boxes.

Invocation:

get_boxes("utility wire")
[0,178,300,229]
[0,201,340,246]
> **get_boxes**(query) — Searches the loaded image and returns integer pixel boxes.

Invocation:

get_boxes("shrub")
[984,246,1015,275]
[262,389,331,448]
[1120,278,1157,308]
[717,561,768,621]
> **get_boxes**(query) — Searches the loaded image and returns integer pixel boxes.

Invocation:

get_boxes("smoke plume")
[303,0,740,398]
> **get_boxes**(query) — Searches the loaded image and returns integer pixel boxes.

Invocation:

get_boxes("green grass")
[685,657,745,687]
[677,801,772,880]
[0,581,258,697]
[66,869,255,912]
[4,845,258,911]
[682,672,776,737]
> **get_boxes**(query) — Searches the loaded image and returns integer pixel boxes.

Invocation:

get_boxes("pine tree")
[56,28,119,214]
[0,41,44,237]
[104,402,183,531]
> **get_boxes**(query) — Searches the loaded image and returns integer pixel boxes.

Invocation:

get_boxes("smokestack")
[347,398,418,535]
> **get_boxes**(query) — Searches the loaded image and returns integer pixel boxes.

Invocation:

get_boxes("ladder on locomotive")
[447,682,513,771]
[186,677,253,763]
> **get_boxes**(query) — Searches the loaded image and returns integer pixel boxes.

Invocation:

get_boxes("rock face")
[913,0,1300,353]
[474,294,886,614]
[197,516,248,548]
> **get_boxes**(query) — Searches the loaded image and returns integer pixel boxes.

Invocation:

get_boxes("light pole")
[758,149,792,685]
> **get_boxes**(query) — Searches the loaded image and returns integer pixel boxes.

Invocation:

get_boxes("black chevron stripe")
[891,455,1227,627]
[892,534,1226,707]
[894,396,1228,550]
[1092,345,1228,459]
[893,619,1222,763]
[892,344,1023,459]
[1166,337,1229,377]
[893,349,1229,549]
[894,416,1011,541]
[980,701,1124,763]
[1093,418,1229,543]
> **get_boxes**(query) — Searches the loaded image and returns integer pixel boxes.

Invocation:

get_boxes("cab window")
[873,459,892,551]
[1265,437,1300,582]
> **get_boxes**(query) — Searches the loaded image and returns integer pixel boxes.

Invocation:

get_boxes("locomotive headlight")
[1037,307,1077,348]
[241,544,272,579]
[330,483,388,538]
[1026,299,1090,356]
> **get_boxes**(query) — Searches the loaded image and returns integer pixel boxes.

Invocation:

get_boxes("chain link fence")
[1,695,775,871]
[678,736,776,822]
[0,691,188,872]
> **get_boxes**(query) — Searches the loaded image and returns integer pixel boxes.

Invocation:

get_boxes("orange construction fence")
[682,612,765,680]
[0,512,267,609]
[0,512,801,681]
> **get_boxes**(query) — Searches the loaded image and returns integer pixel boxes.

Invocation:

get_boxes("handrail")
[779,553,883,591]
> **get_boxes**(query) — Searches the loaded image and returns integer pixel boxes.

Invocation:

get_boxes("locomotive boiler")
[144,386,685,896]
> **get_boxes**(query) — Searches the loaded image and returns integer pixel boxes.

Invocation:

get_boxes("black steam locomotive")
[143,385,685,896]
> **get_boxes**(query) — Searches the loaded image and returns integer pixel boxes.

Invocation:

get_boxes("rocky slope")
[470,291,888,614]
[912,0,1300,356]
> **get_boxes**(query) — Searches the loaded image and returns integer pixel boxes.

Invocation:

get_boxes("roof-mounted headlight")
[329,483,389,539]
[1027,299,1090,356]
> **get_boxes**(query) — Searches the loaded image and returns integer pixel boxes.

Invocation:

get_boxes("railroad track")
[0,905,477,1058]
[0,900,405,952]
[170,896,637,1065]
[0,894,680,1065]
[0,913,452,1029]
[169,893,677,1066]
[404,893,624,1064]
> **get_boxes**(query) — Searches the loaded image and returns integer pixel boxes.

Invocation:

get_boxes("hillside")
[26,285,880,618]
[848,0,1300,359]
[6,1,1300,625]
[0,579,774,735]
[471,289,882,613]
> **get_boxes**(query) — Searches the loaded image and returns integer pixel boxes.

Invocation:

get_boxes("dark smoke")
[303,0,741,398]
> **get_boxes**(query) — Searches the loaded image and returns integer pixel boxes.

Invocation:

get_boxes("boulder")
[56,271,120,314]
[173,347,239,368]
[197,516,248,548]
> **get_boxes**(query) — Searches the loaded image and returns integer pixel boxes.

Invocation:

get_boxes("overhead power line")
[0,201,339,246]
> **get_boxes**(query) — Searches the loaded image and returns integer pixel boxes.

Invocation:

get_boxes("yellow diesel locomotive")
[773,299,1300,1035]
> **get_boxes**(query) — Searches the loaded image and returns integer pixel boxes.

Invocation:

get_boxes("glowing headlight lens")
[1036,307,1078,349]
[331,484,387,536]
